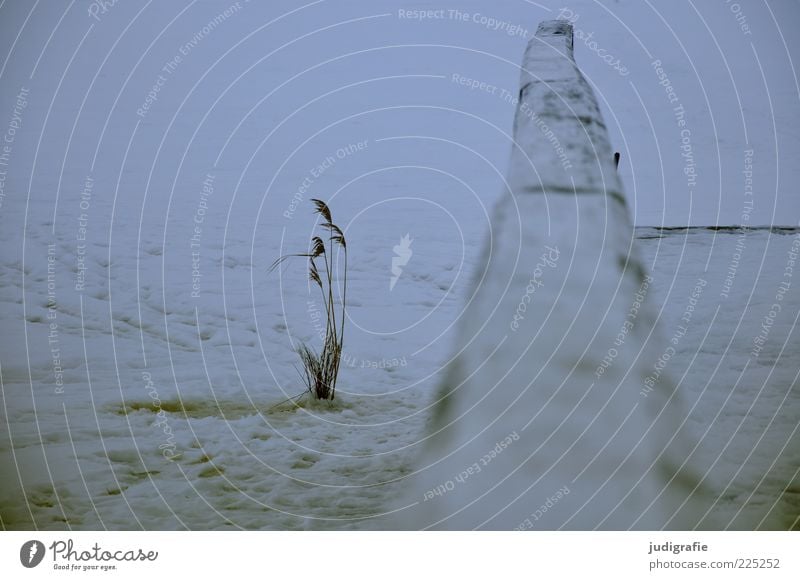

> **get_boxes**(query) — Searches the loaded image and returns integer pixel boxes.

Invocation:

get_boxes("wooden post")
[395,20,714,530]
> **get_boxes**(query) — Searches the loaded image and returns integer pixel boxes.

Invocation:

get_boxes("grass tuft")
[270,199,348,400]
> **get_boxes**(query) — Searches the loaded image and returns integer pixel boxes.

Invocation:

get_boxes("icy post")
[395,20,714,530]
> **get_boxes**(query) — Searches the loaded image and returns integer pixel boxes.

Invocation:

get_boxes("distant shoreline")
[635,225,799,232]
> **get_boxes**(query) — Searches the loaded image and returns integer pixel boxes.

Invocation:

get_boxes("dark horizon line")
[634,224,799,230]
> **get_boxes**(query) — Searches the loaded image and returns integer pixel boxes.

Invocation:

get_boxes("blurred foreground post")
[395,20,714,530]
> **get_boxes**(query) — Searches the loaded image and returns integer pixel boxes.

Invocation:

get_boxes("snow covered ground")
[0,0,799,531]
[1,225,798,530]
